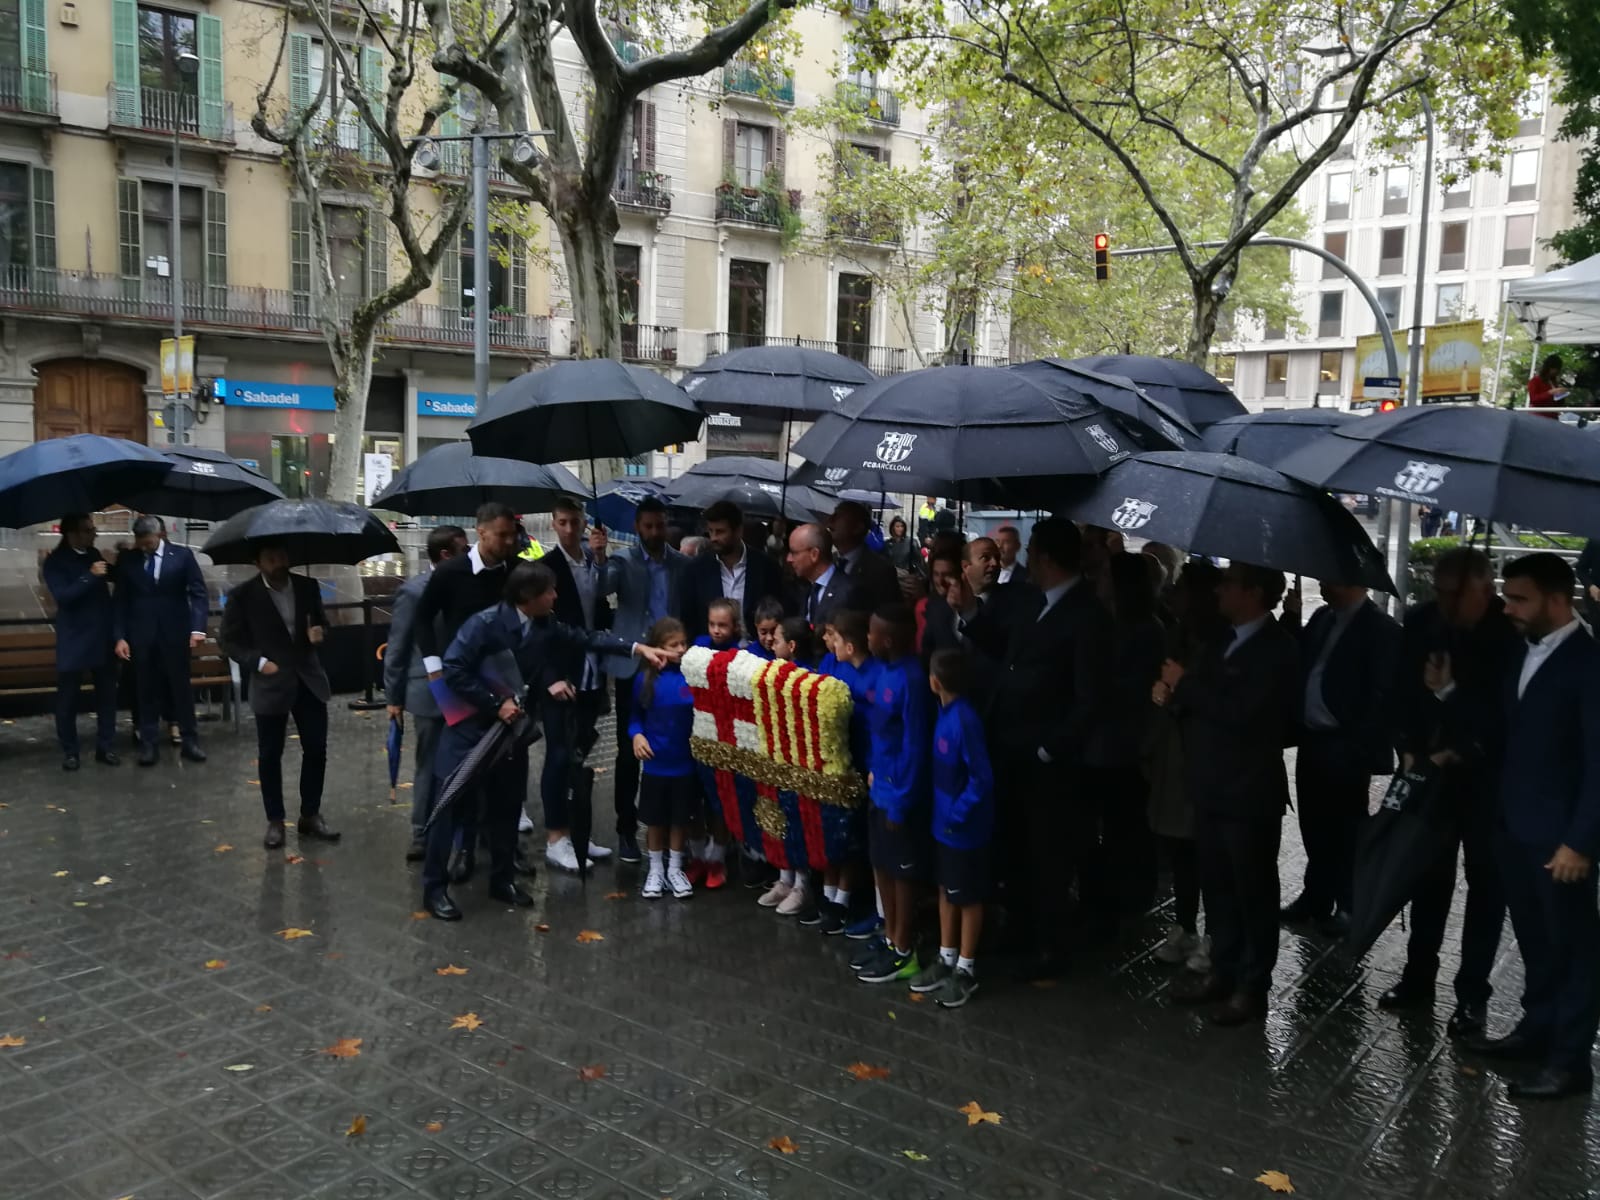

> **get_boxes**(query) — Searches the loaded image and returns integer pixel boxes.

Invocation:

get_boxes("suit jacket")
[837,545,901,613]
[1295,597,1402,775]
[680,545,787,640]
[220,573,332,716]
[797,564,868,631]
[1499,626,1600,858]
[545,542,611,686]
[383,572,438,716]
[1172,616,1300,818]
[443,601,634,721]
[113,541,209,651]
[1396,598,1518,779]
[42,544,115,673]
[603,543,686,680]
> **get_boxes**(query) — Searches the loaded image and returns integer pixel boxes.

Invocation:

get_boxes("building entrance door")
[33,359,149,443]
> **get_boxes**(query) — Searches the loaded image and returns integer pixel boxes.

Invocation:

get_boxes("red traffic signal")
[1379,399,1399,412]
[1093,232,1110,282]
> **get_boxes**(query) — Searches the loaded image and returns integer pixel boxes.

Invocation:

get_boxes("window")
[1438,222,1467,271]
[1379,227,1406,275]
[1519,81,1545,136]
[138,5,198,95]
[1325,173,1351,220]
[1318,350,1342,395]
[327,206,367,303]
[728,258,767,348]
[1442,166,1471,210]
[311,38,360,152]
[615,243,641,324]
[734,122,770,188]
[1322,231,1347,279]
[0,160,28,276]
[1503,214,1534,267]
[836,272,873,361]
[1436,283,1464,321]
[459,225,510,313]
[1331,138,1354,161]
[1508,149,1538,203]
[0,2,18,72]
[1265,352,1289,396]
[142,183,204,285]
[1383,165,1409,215]
[1318,290,1344,338]
[1209,354,1235,386]
[1376,287,1402,329]
[1264,315,1285,340]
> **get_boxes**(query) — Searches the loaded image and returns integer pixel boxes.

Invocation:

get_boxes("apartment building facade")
[0,0,1007,499]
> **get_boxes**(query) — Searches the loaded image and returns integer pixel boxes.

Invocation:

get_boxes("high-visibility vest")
[518,541,545,561]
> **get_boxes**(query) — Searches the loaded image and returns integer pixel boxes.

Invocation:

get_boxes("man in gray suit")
[594,496,686,862]
[220,541,338,850]
[386,524,468,861]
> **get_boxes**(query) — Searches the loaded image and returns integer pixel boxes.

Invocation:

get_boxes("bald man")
[786,523,867,629]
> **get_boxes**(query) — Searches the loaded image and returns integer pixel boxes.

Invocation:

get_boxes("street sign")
[1363,376,1401,401]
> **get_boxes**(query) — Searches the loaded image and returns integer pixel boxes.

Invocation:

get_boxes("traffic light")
[1094,232,1110,282]
[1379,399,1399,413]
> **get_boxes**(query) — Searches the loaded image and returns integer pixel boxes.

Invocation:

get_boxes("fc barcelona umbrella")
[682,343,875,417]
[1009,359,1200,450]
[1070,355,1247,428]
[1200,409,1363,469]
[124,446,286,521]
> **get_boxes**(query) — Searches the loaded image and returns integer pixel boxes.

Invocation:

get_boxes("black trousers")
[1294,736,1372,914]
[996,752,1090,954]
[1081,764,1157,920]
[422,730,529,897]
[408,715,444,835]
[540,687,605,831]
[1403,784,1505,1005]
[55,665,118,756]
[255,681,328,824]
[134,640,196,745]
[612,676,641,838]
[1161,835,1201,933]
[1197,810,1282,996]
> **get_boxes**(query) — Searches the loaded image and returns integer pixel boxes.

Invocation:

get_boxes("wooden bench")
[0,626,238,720]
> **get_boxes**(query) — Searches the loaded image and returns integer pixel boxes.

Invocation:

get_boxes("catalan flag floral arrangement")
[682,646,864,869]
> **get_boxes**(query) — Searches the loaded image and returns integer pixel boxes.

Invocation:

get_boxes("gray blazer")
[603,543,686,680]
[384,571,437,716]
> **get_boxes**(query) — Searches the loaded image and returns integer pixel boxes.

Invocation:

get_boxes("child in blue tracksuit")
[688,598,745,886]
[691,598,744,652]
[821,608,877,938]
[629,618,697,900]
[856,603,932,985]
[911,649,994,1008]
[750,597,784,660]
[770,616,819,670]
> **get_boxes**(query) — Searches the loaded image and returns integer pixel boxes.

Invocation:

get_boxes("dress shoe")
[95,750,120,767]
[62,754,80,771]
[297,813,341,841]
[1507,1067,1593,1101]
[1171,971,1232,1006]
[1462,1027,1546,1061]
[405,834,426,862]
[1210,991,1269,1026]
[449,847,476,884]
[1447,1002,1487,1040]
[263,822,287,850]
[137,743,158,767]
[426,890,463,921]
[513,849,537,877]
[616,832,642,865]
[487,883,535,907]
[1317,910,1351,939]
[1278,895,1330,924]
[179,739,206,763]
[1377,975,1436,1011]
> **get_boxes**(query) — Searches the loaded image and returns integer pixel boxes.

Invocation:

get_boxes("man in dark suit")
[114,514,209,766]
[787,523,866,630]
[1281,579,1402,937]
[220,542,337,850]
[680,500,786,640]
[829,500,900,613]
[43,514,120,771]
[1463,553,1600,1100]
[1576,538,1600,627]
[386,524,467,861]
[1160,563,1299,1025]
[952,518,1111,978]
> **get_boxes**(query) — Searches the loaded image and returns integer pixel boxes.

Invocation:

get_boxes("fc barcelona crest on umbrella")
[1111,497,1158,530]
[1391,460,1450,496]
[1087,423,1126,458]
[874,431,917,465]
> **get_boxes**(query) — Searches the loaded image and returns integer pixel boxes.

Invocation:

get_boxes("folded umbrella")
[202,499,400,566]
[1050,452,1396,591]
[123,446,287,522]
[681,344,876,417]
[371,441,590,516]
[386,714,403,802]
[1200,410,1363,468]
[1009,359,1200,450]
[589,476,669,532]
[1343,765,1459,962]
[0,434,174,528]
[424,712,537,835]
[663,456,836,522]
[1070,355,1247,429]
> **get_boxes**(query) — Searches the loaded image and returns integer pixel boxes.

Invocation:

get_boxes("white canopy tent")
[1506,253,1600,345]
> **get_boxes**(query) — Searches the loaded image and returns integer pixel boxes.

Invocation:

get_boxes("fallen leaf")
[577,1064,607,1081]
[1256,1170,1295,1194]
[277,927,314,940]
[450,1012,483,1031]
[534,923,551,933]
[846,1062,890,1081]
[71,901,87,908]
[345,1114,367,1137]
[323,952,344,961]
[435,964,469,976]
[322,1037,363,1058]
[0,802,7,808]
[92,875,111,886]
[255,1004,273,1014]
[1030,979,1059,990]
[214,844,234,853]
[423,1120,444,1133]
[247,779,260,785]
[204,959,227,970]
[959,1101,1001,1127]
[1460,1065,1480,1077]
[886,1011,896,1020]
[398,781,413,789]
[603,891,628,900]
[223,1063,254,1072]
[575,930,604,944]
[901,1149,929,1162]
[284,855,305,865]
[410,911,429,920]
[905,992,926,1004]
[0,1034,25,1048]
[51,870,67,878]
[768,1135,798,1155]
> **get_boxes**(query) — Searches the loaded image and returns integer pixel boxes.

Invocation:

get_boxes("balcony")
[723,58,795,106]
[622,323,678,364]
[704,332,906,375]
[613,167,672,212]
[0,65,56,120]
[830,209,900,246]
[715,184,796,230]
[107,86,234,145]
[934,349,1009,367]
[848,0,897,13]
[836,81,900,126]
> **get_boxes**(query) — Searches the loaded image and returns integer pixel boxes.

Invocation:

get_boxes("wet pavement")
[0,706,1594,1200]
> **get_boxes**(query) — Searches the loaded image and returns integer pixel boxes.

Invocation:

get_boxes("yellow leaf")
[322,1037,363,1058]
[603,891,628,901]
[450,1012,484,1031]
[91,875,111,886]
[345,1114,367,1137]
[214,844,234,853]
[434,964,469,976]
[577,1064,607,1081]
[845,1062,890,1081]
[959,1101,1001,1127]
[204,959,227,970]
[71,901,87,907]
[410,911,430,920]
[51,870,67,878]
[902,1149,929,1162]
[575,930,605,944]
[767,1135,798,1154]
[255,1004,273,1014]
[424,1120,444,1133]
[276,927,314,940]
[0,1034,25,1048]
[1256,1170,1295,1194]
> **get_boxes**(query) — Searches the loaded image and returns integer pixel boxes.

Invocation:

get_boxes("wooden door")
[34,359,148,443]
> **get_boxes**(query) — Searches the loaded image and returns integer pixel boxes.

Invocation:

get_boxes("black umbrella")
[371,442,590,516]
[682,344,875,417]
[425,712,537,835]
[1200,409,1364,468]
[789,365,1132,506]
[123,446,287,521]
[1071,355,1247,429]
[1274,404,1600,535]
[1009,359,1200,450]
[466,359,704,466]
[1050,452,1397,591]
[1344,765,1458,961]
[201,499,400,566]
[663,456,836,522]
[0,434,174,528]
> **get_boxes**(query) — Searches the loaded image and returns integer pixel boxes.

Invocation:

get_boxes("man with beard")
[680,500,785,641]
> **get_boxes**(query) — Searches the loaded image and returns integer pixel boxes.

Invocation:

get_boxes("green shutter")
[289,34,311,120]
[30,167,54,285]
[204,189,227,312]
[359,47,383,162]
[20,0,47,114]
[440,234,459,324]
[366,209,387,297]
[111,0,140,126]
[117,178,141,301]
[439,109,462,175]
[290,199,311,318]
[197,14,225,141]
[510,233,526,315]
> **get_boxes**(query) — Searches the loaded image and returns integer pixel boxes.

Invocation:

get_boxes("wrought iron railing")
[715,187,784,228]
[0,65,56,116]
[723,59,795,104]
[704,332,906,374]
[835,81,901,126]
[621,323,678,363]
[613,166,672,211]
[830,210,901,245]
[107,85,234,143]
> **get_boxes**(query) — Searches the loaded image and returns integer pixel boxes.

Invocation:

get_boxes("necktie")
[145,552,156,580]
[808,582,822,625]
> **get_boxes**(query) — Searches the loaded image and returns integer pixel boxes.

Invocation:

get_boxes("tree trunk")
[557,192,626,486]
[329,324,378,502]
[1185,279,1224,367]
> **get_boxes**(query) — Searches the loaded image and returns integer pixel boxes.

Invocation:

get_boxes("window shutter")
[772,126,786,184]
[111,0,140,126]
[510,232,527,315]
[20,0,46,113]
[439,108,462,175]
[290,199,311,317]
[30,166,54,285]
[440,234,460,322]
[117,178,141,300]
[722,118,737,174]
[359,47,384,162]
[289,34,311,118]
[881,148,891,170]
[641,101,656,171]
[366,209,387,297]
[204,189,227,311]
[197,14,225,140]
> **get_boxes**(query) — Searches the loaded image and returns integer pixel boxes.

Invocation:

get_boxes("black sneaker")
[796,900,823,927]
[818,906,846,936]
[616,832,642,865]
[850,937,888,972]
[743,860,779,890]
[859,947,918,985]
[937,968,979,1008]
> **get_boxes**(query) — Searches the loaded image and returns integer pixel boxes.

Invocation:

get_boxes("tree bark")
[558,191,622,360]
[330,322,379,503]
[1185,278,1224,367]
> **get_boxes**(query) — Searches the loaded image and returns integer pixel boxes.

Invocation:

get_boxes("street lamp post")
[171,50,200,450]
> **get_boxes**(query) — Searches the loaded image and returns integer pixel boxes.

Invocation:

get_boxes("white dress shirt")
[1518,617,1583,699]
[997,562,1017,585]
[143,541,206,639]
[1037,576,1077,620]
[558,541,602,690]
[1225,614,1270,658]
[717,545,749,615]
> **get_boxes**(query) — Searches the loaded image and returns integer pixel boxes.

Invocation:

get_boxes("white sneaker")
[545,836,581,873]
[1185,935,1212,974]
[517,809,535,834]
[1154,924,1189,964]
[758,881,792,908]
[775,886,808,916]
[642,862,665,899]
[667,866,693,899]
[586,841,613,861]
